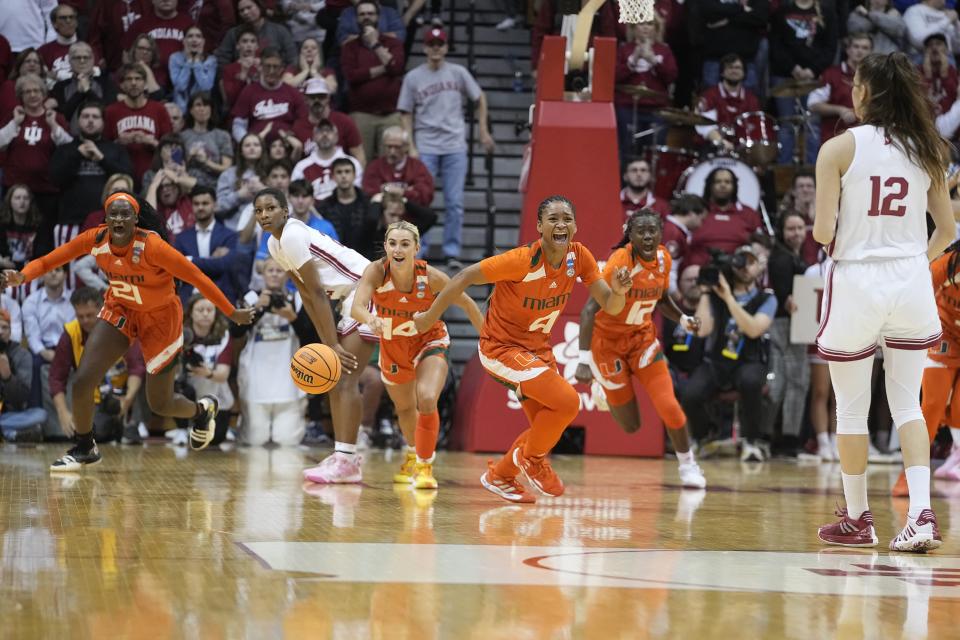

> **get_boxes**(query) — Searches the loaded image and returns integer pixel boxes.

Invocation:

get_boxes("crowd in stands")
[0,0,956,463]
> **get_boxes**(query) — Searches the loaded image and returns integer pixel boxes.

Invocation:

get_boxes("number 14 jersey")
[832,125,930,262]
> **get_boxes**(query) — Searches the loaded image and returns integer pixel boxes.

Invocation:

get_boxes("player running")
[813,52,955,552]
[350,221,485,490]
[253,187,376,484]
[413,195,632,504]
[574,209,706,488]
[0,193,255,470]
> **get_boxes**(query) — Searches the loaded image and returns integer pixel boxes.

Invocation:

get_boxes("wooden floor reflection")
[2,444,959,639]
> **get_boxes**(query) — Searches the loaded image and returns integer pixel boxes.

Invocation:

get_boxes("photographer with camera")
[49,287,145,443]
[0,309,47,442]
[233,257,307,447]
[683,245,777,462]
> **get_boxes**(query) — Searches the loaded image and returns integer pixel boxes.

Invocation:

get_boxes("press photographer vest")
[707,288,773,365]
[64,320,129,403]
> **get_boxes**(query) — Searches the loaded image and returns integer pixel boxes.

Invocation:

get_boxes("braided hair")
[614,208,662,249]
[536,194,575,220]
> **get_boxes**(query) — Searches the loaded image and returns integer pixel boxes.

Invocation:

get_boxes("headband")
[104,192,140,215]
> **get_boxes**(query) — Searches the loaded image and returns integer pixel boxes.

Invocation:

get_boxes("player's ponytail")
[946,239,960,286]
[614,208,661,250]
[856,52,952,190]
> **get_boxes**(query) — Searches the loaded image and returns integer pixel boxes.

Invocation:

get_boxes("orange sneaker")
[512,448,565,497]
[480,461,535,504]
[892,471,909,497]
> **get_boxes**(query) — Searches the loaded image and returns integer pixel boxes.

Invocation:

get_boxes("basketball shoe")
[679,462,707,489]
[817,507,878,547]
[189,395,219,451]
[412,461,438,490]
[303,452,362,484]
[513,447,564,497]
[480,460,535,503]
[889,509,942,552]
[50,442,102,472]
[393,450,417,484]
[934,444,960,481]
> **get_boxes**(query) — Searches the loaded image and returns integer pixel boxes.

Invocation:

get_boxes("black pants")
[680,359,767,440]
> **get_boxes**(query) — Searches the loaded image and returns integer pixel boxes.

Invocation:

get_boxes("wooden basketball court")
[2,444,958,637]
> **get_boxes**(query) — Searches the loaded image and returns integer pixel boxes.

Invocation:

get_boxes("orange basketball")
[290,343,342,394]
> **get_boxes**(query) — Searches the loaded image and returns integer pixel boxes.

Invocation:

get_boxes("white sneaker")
[679,462,707,488]
[889,509,943,552]
[495,17,516,30]
[356,429,373,451]
[740,440,766,463]
[934,444,960,479]
[166,428,189,447]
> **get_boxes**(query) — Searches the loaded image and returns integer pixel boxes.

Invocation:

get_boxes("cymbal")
[615,84,669,101]
[655,107,716,127]
[770,79,822,98]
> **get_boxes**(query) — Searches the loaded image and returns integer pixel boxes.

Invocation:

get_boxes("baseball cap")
[924,32,948,48]
[304,77,330,95]
[424,27,447,45]
[734,245,758,260]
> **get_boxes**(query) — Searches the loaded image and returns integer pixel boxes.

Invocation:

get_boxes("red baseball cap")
[424,27,447,45]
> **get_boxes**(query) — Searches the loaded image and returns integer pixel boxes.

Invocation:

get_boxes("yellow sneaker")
[393,451,417,484]
[412,461,438,490]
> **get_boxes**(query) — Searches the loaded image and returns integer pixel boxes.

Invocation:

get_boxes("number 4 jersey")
[831,125,931,262]
[479,240,602,355]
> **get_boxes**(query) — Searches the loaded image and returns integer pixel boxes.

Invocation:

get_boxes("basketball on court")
[290,343,342,394]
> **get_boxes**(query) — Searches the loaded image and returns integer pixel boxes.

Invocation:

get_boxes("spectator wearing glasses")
[38,4,80,81]
[294,77,365,166]
[231,47,310,143]
[51,43,118,122]
[122,0,196,68]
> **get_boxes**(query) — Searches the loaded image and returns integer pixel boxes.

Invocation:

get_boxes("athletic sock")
[904,465,931,518]
[76,431,95,451]
[841,471,869,521]
[405,445,417,456]
[414,411,439,460]
[676,450,694,466]
[335,441,357,456]
[817,432,832,454]
[951,428,960,447]
[416,453,436,465]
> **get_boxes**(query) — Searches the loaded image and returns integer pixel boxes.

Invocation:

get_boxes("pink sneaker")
[818,507,878,547]
[303,452,362,484]
[934,445,960,480]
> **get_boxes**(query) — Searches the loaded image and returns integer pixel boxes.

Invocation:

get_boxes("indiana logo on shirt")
[23,123,43,146]
[253,99,290,119]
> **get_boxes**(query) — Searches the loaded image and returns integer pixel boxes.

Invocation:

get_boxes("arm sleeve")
[340,43,368,84]
[215,28,238,67]
[149,238,237,316]
[361,161,384,195]
[2,347,33,408]
[406,160,435,205]
[807,83,831,108]
[168,52,190,93]
[216,169,241,212]
[479,247,529,283]
[577,244,603,286]
[21,231,94,282]
[460,65,483,102]
[47,333,73,397]
[384,38,406,76]
[22,294,44,354]
[396,74,415,113]
[72,254,109,291]
[871,10,907,38]
[384,9,407,41]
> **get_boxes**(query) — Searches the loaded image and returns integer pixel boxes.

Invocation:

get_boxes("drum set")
[619,79,820,211]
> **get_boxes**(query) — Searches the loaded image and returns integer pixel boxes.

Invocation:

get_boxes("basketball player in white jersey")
[813,53,955,552]
[254,187,377,483]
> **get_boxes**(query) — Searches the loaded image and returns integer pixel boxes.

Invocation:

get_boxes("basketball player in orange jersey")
[350,221,485,490]
[574,209,706,489]
[813,53,954,552]
[891,241,960,496]
[413,195,632,503]
[0,193,255,471]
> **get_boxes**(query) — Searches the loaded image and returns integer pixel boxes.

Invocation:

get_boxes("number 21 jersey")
[832,125,930,262]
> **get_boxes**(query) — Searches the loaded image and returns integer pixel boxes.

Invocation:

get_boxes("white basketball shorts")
[336,288,380,343]
[816,254,942,361]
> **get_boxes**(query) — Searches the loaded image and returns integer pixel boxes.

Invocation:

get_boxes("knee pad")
[885,350,925,429]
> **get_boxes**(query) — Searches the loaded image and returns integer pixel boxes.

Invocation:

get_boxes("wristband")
[578,349,593,365]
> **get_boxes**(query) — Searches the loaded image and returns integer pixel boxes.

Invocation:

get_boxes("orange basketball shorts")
[590,331,686,428]
[478,338,558,391]
[99,296,184,374]
[379,323,450,385]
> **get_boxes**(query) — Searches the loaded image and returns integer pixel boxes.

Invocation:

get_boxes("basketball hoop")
[618,0,654,23]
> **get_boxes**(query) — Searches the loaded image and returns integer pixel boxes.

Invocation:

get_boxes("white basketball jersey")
[831,125,931,261]
[267,218,369,300]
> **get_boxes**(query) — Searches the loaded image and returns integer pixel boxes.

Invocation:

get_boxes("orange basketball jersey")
[930,253,960,362]
[371,259,441,339]
[479,240,602,353]
[593,245,671,344]
[21,226,235,316]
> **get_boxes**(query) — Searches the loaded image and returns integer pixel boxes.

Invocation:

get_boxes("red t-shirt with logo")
[104,99,173,180]
[123,12,195,67]
[231,82,309,140]
[2,111,69,193]
[37,41,73,80]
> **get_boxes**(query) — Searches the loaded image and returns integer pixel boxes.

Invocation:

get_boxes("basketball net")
[618,0,654,23]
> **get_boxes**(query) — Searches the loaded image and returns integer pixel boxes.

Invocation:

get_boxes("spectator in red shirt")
[104,63,174,185]
[686,167,764,266]
[360,126,434,206]
[0,34,12,84]
[38,4,80,81]
[919,32,958,116]
[615,19,677,156]
[662,193,706,293]
[0,50,51,124]
[0,75,73,254]
[220,25,260,111]
[230,46,309,143]
[294,76,365,165]
[145,166,196,241]
[123,0,196,68]
[89,0,149,69]
[777,170,820,266]
[620,157,671,218]
[340,1,405,162]
[695,54,761,153]
[809,33,873,145]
